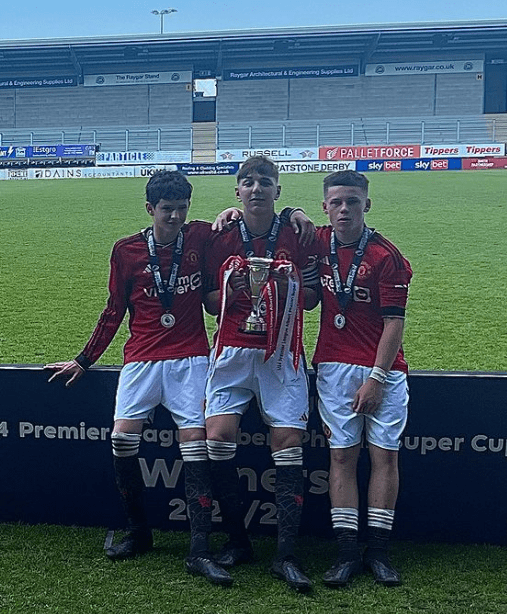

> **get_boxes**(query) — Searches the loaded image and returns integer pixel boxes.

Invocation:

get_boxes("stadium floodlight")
[151,8,177,34]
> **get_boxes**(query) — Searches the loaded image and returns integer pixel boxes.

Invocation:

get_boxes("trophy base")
[241,321,268,334]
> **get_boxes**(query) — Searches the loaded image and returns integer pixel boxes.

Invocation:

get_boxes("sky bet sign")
[356,158,462,172]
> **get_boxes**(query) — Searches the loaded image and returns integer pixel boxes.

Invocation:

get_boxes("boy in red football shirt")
[204,156,319,592]
[46,171,233,586]
[313,171,412,587]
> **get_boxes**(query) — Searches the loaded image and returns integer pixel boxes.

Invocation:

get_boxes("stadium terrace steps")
[191,122,216,162]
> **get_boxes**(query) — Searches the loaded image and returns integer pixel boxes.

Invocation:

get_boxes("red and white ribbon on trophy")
[214,255,303,381]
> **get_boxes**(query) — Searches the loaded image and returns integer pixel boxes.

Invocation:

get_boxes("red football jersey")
[312,226,412,372]
[77,221,211,367]
[205,222,318,350]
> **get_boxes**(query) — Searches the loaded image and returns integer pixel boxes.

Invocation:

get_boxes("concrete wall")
[0,83,192,129]
[217,73,484,123]
[435,73,484,115]
[0,72,484,131]
[216,79,289,122]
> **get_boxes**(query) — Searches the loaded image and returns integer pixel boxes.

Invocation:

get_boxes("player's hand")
[45,360,85,388]
[352,378,383,414]
[290,210,315,246]
[227,270,249,302]
[212,207,242,232]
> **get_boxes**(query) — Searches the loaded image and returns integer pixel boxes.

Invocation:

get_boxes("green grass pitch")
[1,171,507,611]
[1,170,506,370]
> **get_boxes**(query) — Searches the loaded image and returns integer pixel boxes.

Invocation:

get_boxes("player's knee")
[330,447,359,468]
[111,432,141,458]
[270,428,303,452]
[369,446,399,470]
[205,416,238,442]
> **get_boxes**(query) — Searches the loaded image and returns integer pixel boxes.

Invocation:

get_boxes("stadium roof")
[1,20,506,79]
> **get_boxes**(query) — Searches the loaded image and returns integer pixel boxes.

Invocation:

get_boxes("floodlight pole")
[151,8,177,34]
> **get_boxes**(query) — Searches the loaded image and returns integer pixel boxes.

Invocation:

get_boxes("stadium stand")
[0,115,499,153]
[1,21,506,161]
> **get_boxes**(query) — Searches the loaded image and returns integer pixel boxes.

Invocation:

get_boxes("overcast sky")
[0,0,505,40]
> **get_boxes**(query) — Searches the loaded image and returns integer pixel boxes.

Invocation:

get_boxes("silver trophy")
[242,257,272,333]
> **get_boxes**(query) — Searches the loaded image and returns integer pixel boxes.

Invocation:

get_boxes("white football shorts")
[114,356,208,429]
[205,346,309,430]
[317,362,408,450]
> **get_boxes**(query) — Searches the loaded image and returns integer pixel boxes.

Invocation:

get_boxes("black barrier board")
[1,366,507,544]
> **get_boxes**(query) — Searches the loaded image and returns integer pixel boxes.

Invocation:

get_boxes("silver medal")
[161,313,176,328]
[334,314,346,329]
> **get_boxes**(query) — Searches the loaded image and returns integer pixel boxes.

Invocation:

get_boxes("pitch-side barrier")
[1,365,506,544]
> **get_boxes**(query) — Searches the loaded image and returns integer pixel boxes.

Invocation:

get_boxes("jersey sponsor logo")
[143,271,202,297]
[320,274,371,303]
[353,286,371,303]
[320,273,336,293]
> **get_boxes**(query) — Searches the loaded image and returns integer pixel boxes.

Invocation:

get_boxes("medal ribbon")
[265,262,302,380]
[237,214,282,259]
[146,227,184,315]
[329,226,372,312]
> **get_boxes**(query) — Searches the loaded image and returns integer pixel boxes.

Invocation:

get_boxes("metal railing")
[0,116,504,152]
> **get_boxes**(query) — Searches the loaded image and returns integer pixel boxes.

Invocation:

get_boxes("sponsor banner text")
[0,76,77,89]
[84,71,192,87]
[357,158,462,172]
[421,143,505,158]
[321,145,420,161]
[366,59,484,76]
[96,151,191,165]
[0,145,96,159]
[276,161,356,173]
[462,157,507,170]
[217,148,318,162]
[223,65,358,81]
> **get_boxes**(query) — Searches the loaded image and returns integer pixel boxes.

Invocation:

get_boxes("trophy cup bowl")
[242,257,272,333]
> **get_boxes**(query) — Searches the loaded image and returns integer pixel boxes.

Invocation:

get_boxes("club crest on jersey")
[276,250,290,261]
[187,249,199,264]
[357,261,372,280]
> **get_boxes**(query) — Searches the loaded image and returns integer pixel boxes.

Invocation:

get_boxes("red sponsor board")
[320,144,421,161]
[462,157,507,170]
[384,160,401,171]
[430,159,449,170]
